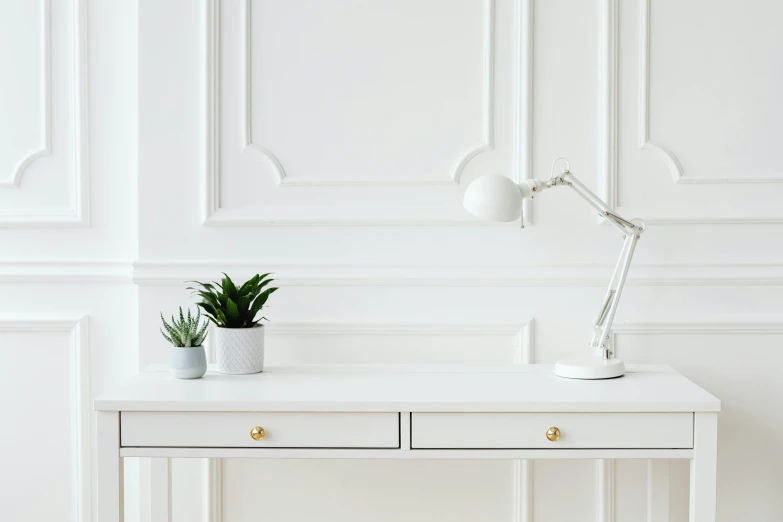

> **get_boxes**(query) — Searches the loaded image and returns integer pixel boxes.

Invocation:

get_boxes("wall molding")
[597,0,783,224]
[513,316,534,522]
[206,458,222,522]
[639,0,783,185]
[0,316,90,522]
[612,321,783,336]
[515,0,533,224]
[10,259,783,287]
[0,0,89,227]
[1,0,51,188]
[596,0,617,210]
[0,260,132,283]
[132,260,783,287]
[597,459,616,522]
[636,0,682,185]
[240,0,495,187]
[202,0,531,225]
[221,320,535,365]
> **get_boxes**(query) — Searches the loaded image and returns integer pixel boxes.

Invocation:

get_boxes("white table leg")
[689,412,718,522]
[97,411,124,522]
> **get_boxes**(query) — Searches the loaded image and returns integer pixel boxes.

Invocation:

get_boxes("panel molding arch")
[0,0,89,227]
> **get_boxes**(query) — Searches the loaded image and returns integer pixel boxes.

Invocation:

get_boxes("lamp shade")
[463,174,524,222]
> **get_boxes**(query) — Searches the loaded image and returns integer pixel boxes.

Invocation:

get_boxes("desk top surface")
[94,364,720,413]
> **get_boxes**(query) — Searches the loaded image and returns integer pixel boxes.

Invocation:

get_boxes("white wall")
[3,0,783,521]
[0,1,138,521]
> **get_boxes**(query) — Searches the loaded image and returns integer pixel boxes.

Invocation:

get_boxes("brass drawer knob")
[546,427,561,442]
[250,426,266,441]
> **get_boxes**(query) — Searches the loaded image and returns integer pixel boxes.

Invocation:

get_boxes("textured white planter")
[214,325,265,374]
[170,345,207,379]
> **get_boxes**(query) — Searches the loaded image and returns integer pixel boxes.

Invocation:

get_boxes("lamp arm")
[590,233,638,358]
[531,169,645,359]
[558,171,640,235]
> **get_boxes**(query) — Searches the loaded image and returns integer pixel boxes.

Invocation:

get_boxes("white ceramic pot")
[170,345,207,379]
[214,325,265,374]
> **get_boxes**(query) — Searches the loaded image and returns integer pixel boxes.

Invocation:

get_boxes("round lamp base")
[554,357,626,380]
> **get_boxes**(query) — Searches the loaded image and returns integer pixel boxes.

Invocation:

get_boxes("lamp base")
[554,356,626,380]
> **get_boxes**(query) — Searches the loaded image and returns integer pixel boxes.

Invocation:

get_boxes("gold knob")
[250,426,265,441]
[546,427,561,442]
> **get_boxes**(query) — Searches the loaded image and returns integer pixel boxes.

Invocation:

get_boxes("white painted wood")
[148,459,171,522]
[95,365,719,413]
[597,459,616,522]
[0,317,90,522]
[121,411,400,448]
[120,447,695,460]
[0,0,50,188]
[0,0,89,226]
[689,413,718,522]
[9,0,783,520]
[412,412,693,449]
[205,459,222,522]
[132,260,783,287]
[95,363,716,522]
[0,260,132,283]
[201,0,532,226]
[97,411,123,522]
[513,459,533,522]
[400,412,411,451]
[599,0,783,223]
[239,0,494,187]
[514,311,534,522]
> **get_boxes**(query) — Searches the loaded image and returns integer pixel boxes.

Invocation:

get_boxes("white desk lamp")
[463,158,646,379]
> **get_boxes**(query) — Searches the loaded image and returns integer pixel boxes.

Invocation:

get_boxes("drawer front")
[122,412,400,448]
[411,413,693,449]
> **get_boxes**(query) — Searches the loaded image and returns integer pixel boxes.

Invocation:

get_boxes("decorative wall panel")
[0,0,89,226]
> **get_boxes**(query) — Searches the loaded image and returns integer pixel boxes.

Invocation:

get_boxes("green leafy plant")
[188,273,278,328]
[160,307,209,347]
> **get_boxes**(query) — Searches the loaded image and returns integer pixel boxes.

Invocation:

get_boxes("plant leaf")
[238,274,260,297]
[215,309,228,328]
[250,286,278,312]
[225,298,240,326]
[222,273,238,301]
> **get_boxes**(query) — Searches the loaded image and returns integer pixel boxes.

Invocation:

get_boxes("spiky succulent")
[160,307,209,347]
[187,273,278,328]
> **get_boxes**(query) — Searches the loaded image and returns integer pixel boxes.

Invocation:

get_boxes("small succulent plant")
[187,273,278,328]
[160,307,209,347]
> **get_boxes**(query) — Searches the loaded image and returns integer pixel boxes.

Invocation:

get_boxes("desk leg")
[689,412,718,522]
[97,411,124,522]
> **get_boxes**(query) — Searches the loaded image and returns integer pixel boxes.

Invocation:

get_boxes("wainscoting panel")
[0,0,89,226]
[0,318,90,522]
[598,0,783,223]
[202,0,531,225]
[130,0,783,520]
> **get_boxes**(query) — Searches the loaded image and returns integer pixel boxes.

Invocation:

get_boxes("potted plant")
[188,273,278,375]
[160,307,209,379]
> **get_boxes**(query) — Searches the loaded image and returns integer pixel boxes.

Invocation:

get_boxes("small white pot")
[214,325,265,375]
[170,345,207,379]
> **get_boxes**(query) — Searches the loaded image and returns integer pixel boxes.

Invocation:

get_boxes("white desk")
[95,364,720,521]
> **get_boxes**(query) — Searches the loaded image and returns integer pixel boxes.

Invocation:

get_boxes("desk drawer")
[121,412,400,448]
[411,413,693,449]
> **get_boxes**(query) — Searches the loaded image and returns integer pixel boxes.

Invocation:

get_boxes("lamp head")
[463,174,531,222]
